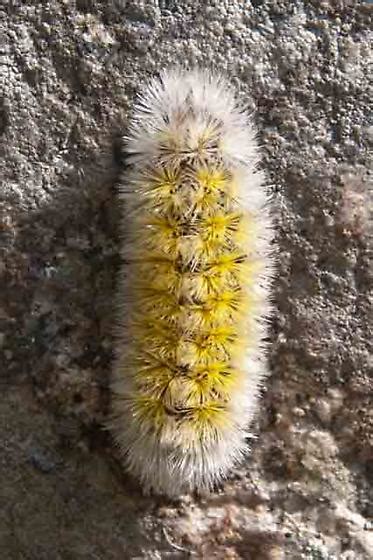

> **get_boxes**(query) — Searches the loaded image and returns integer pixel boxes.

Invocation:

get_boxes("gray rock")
[1,0,371,558]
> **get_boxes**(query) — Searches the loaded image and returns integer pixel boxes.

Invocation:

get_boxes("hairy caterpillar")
[110,69,274,497]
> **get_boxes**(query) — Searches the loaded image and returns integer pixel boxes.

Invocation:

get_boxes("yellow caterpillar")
[110,69,274,497]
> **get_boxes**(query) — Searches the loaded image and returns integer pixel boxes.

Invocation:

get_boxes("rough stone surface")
[1,1,372,558]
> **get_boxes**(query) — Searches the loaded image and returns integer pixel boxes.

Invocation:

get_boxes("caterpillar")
[110,69,275,497]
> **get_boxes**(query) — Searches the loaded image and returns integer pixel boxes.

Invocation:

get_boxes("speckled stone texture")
[1,1,372,558]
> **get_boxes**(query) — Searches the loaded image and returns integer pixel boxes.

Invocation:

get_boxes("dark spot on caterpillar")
[176,364,191,375]
[164,404,194,417]
[234,254,247,264]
